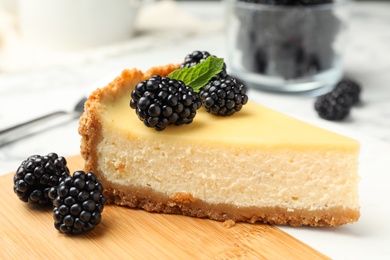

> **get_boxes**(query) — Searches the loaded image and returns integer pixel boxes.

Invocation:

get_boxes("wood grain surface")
[0,155,329,259]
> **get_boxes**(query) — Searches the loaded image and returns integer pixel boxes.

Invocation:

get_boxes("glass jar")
[225,0,352,94]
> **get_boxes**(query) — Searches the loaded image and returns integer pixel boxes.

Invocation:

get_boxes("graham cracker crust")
[101,180,359,227]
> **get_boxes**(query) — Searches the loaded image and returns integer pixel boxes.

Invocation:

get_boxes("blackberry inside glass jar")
[226,0,352,93]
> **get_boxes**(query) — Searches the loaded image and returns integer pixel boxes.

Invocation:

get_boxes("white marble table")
[1,1,389,259]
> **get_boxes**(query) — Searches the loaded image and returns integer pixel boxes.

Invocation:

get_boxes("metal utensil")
[0,97,87,147]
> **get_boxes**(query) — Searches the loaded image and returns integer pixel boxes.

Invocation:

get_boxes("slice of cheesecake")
[79,64,360,227]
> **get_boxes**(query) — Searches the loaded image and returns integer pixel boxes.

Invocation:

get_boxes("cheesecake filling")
[97,130,359,211]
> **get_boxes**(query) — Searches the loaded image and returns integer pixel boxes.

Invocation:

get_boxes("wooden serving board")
[0,155,329,259]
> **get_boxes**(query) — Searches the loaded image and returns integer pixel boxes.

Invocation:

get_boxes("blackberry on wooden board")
[48,171,106,234]
[13,153,70,204]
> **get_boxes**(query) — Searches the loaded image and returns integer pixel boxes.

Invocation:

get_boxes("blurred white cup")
[0,0,17,15]
[18,0,143,50]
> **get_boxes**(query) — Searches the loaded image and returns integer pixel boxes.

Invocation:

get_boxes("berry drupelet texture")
[49,171,106,234]
[179,50,249,116]
[130,75,202,131]
[180,50,227,79]
[314,93,350,121]
[199,75,249,116]
[314,78,361,121]
[13,153,70,204]
[333,78,361,105]
[180,50,212,69]
[235,0,339,79]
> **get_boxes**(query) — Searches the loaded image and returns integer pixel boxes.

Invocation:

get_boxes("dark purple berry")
[314,78,361,121]
[199,75,248,116]
[130,75,202,131]
[314,93,350,121]
[13,153,70,205]
[180,50,227,80]
[333,78,362,105]
[49,171,106,234]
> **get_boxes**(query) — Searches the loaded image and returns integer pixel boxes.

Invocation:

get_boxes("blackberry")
[199,75,249,116]
[13,153,70,204]
[180,50,227,79]
[314,93,350,121]
[314,78,362,120]
[130,75,202,131]
[48,171,106,234]
[333,78,361,105]
[235,0,340,79]
[180,50,211,68]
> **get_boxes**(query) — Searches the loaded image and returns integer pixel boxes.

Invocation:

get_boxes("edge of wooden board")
[0,155,329,259]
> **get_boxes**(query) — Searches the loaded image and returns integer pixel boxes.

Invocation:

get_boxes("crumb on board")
[223,219,236,228]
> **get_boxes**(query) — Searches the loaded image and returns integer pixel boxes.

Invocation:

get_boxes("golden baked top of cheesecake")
[90,65,358,150]
[106,93,357,147]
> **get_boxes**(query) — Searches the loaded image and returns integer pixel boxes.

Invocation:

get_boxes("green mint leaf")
[168,56,224,93]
